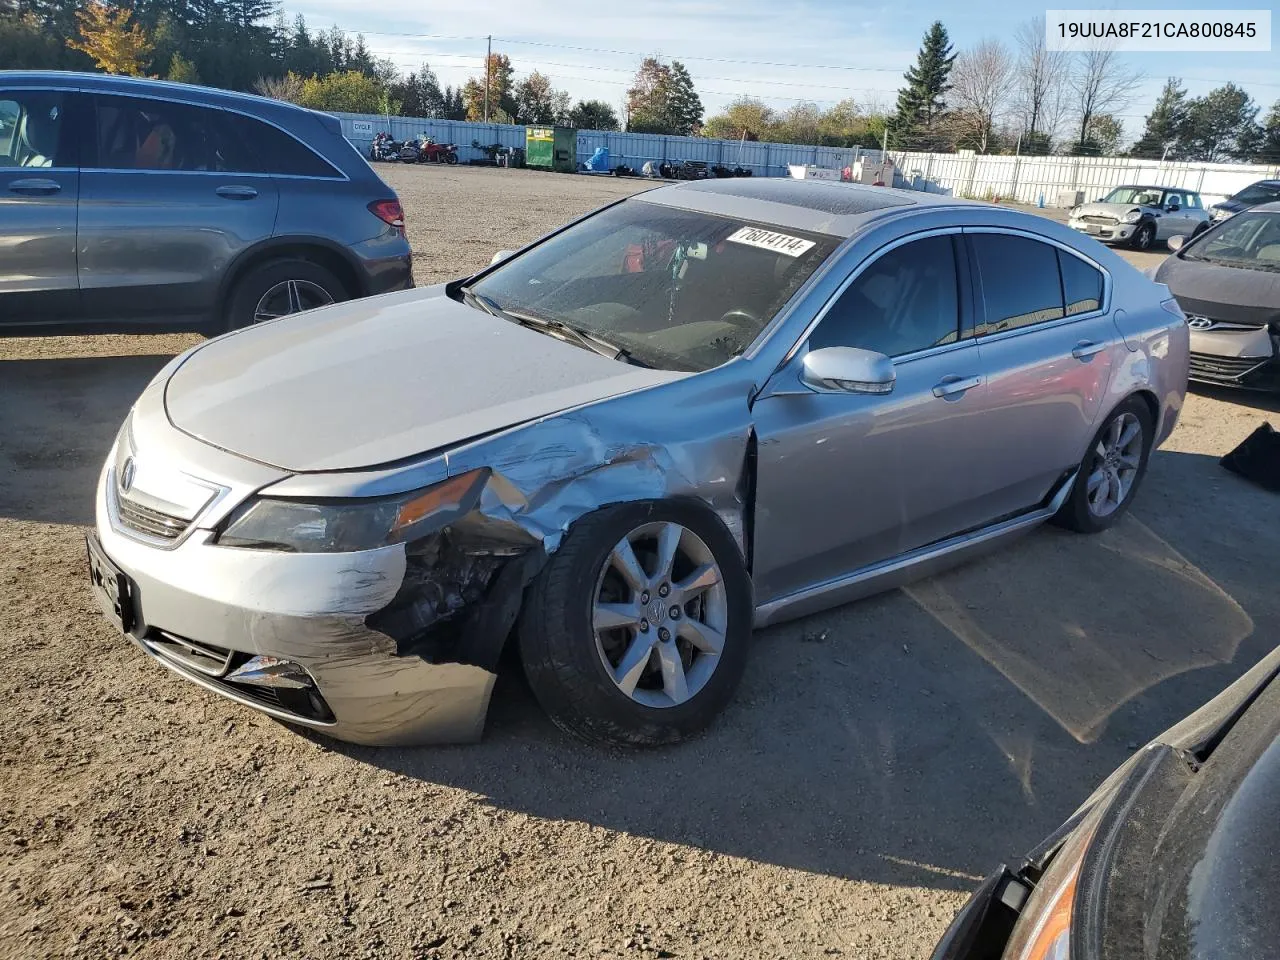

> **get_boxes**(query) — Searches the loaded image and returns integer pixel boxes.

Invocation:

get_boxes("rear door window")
[92,95,249,172]
[808,234,962,357]
[0,91,69,168]
[1058,251,1104,316]
[969,233,1065,336]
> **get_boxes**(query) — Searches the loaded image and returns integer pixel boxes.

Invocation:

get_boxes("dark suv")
[0,71,413,334]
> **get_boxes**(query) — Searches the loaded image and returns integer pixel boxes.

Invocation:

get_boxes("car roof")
[1111,184,1195,193]
[636,177,992,238]
[0,70,319,123]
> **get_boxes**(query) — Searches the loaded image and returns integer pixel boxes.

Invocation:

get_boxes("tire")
[1053,396,1154,534]
[445,153,458,165]
[1130,222,1156,250]
[519,499,753,746]
[224,258,348,331]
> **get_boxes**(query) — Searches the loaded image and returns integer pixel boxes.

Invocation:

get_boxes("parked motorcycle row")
[369,132,459,165]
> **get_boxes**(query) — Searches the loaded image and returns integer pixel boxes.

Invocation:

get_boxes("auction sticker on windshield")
[727,227,815,257]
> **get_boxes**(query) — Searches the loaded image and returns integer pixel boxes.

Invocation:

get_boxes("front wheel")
[1054,397,1154,533]
[445,152,458,165]
[1130,222,1156,250]
[519,500,753,745]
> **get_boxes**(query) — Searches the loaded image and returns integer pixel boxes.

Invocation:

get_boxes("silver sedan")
[88,178,1189,746]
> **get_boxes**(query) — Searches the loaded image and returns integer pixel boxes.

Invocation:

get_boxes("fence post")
[924,155,934,192]
[764,142,771,176]
[1070,158,1080,193]
[1196,165,1207,194]
[1010,156,1020,201]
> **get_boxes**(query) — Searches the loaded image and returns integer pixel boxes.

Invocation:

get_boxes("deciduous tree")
[946,38,1011,153]
[568,100,619,131]
[69,1,154,77]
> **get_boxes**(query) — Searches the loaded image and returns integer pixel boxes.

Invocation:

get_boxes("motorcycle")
[416,137,459,164]
[368,132,402,163]
[398,137,424,163]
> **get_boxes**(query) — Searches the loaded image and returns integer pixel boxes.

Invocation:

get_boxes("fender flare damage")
[360,406,757,678]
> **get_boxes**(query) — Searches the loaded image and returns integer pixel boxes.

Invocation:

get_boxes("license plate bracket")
[1086,224,1101,235]
[86,533,135,634]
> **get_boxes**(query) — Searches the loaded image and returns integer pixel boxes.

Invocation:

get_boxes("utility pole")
[881,122,888,159]
[483,34,491,123]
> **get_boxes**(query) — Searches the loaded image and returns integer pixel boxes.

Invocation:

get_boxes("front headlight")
[1003,824,1095,960]
[1122,209,1142,224]
[218,469,488,552]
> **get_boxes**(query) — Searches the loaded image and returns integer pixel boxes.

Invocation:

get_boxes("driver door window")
[808,234,961,356]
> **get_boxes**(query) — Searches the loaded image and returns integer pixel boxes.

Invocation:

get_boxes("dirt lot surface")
[3,165,1278,960]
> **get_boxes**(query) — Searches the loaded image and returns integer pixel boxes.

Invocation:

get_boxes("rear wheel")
[225,258,347,331]
[445,152,458,165]
[1131,222,1156,250]
[1054,397,1154,534]
[519,500,753,745]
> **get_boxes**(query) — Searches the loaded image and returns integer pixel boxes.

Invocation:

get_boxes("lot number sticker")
[727,227,815,257]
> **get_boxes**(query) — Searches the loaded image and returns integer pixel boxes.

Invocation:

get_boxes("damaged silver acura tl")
[88,178,1189,746]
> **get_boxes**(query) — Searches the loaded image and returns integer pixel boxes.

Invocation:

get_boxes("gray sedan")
[88,179,1189,746]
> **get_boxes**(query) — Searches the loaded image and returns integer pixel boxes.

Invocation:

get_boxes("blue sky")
[292,0,1279,140]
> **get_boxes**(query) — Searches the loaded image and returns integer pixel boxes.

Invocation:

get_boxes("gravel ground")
[3,164,1278,960]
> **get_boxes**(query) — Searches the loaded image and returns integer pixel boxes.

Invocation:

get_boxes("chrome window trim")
[86,90,349,182]
[778,226,968,368]
[78,167,345,182]
[961,225,1113,345]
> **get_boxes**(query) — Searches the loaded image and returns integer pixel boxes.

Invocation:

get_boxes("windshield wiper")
[460,288,649,366]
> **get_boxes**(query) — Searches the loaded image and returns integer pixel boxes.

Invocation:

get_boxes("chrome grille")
[1081,215,1117,225]
[145,631,234,677]
[1188,352,1270,383]
[116,492,189,541]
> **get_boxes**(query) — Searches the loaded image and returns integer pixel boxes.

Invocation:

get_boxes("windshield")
[1103,187,1163,206]
[1185,211,1280,270]
[1231,183,1280,205]
[466,200,841,372]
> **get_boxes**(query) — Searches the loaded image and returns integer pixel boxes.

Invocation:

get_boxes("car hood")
[1155,254,1280,326]
[1075,201,1146,219]
[163,286,685,472]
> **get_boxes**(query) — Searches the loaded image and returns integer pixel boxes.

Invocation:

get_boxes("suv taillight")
[368,199,405,235]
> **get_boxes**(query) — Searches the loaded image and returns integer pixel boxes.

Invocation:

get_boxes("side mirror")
[1167,234,1186,251]
[801,346,895,394]
[490,250,515,266]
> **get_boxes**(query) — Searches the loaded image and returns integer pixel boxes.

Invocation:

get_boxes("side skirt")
[753,471,1077,629]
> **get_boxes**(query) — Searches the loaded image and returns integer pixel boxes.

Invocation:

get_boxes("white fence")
[889,151,1280,208]
[333,112,1279,208]
[334,112,878,178]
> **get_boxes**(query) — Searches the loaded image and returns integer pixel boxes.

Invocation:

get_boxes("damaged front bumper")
[93,460,534,746]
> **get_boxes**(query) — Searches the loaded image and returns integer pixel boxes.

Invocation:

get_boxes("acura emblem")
[120,457,136,493]
[1186,316,1214,330]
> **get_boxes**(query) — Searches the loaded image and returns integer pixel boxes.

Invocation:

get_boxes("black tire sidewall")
[225,258,348,332]
[519,499,753,745]
[1132,222,1155,249]
[1057,397,1154,533]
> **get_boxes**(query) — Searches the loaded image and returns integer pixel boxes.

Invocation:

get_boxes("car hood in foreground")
[164,287,685,472]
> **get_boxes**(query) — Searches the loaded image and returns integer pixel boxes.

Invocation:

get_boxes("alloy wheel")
[592,521,728,709]
[253,279,334,323]
[1086,411,1144,517]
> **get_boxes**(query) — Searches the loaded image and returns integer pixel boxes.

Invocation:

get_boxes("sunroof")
[685,177,916,215]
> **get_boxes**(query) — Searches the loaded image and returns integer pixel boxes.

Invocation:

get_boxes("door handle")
[932,374,983,399]
[215,185,258,200]
[7,178,61,196]
[1071,340,1107,361]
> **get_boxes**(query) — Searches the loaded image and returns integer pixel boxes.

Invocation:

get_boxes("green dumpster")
[525,126,577,173]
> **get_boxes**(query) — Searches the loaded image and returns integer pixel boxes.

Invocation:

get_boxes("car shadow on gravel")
[0,355,169,526]
[1189,382,1280,414]
[326,446,1280,895]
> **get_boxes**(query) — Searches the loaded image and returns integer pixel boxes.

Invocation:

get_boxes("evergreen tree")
[1255,100,1280,163]
[1177,83,1261,161]
[1129,78,1188,159]
[894,21,956,146]
[666,60,703,135]
[569,100,619,131]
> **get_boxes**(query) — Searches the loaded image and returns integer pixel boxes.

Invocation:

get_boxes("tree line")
[3,2,1277,161]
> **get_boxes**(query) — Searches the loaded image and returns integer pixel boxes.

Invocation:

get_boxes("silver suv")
[1069,184,1211,250]
[0,71,413,335]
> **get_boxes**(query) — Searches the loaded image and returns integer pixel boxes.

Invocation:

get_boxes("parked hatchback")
[0,71,412,334]
[88,179,1188,748]
[1069,185,1210,250]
